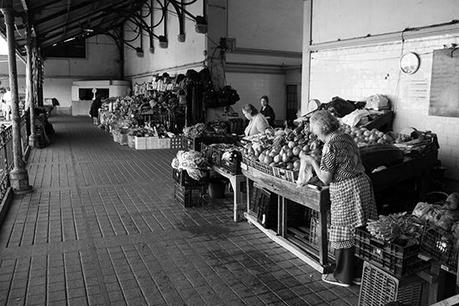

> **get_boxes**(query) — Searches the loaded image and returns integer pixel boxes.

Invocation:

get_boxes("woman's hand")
[300,154,315,164]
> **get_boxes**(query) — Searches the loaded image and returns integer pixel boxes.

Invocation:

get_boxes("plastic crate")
[174,183,208,207]
[355,226,429,278]
[172,168,208,187]
[170,135,183,149]
[185,135,237,152]
[421,225,458,272]
[272,167,298,183]
[359,261,425,306]
[201,143,223,167]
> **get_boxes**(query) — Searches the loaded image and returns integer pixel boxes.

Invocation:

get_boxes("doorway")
[286,85,298,122]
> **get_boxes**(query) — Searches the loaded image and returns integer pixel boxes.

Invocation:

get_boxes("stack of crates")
[172,168,208,207]
[359,262,426,306]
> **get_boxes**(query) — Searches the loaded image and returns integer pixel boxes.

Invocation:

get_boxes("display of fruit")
[341,125,395,147]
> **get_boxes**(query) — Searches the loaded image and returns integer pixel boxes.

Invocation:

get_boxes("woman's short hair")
[242,104,258,116]
[310,110,340,135]
[260,95,269,103]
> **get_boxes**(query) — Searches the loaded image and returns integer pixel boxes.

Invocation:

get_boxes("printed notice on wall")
[429,48,459,117]
[401,79,429,111]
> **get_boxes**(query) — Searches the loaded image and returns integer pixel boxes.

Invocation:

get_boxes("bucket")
[208,179,226,199]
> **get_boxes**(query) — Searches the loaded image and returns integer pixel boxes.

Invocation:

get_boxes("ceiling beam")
[37,0,128,37]
[34,0,94,24]
[28,0,64,12]
[39,12,124,47]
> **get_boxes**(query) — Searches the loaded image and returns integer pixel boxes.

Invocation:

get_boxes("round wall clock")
[400,52,420,74]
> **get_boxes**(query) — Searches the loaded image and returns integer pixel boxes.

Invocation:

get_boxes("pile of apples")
[243,123,323,171]
[341,125,395,147]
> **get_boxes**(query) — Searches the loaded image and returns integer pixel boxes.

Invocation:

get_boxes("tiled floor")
[0,116,359,305]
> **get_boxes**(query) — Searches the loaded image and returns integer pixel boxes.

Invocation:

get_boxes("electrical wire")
[392,30,406,113]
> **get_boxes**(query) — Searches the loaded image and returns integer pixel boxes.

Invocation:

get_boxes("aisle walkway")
[0,116,358,306]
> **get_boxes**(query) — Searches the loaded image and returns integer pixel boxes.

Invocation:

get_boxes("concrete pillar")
[25,25,36,148]
[1,6,32,193]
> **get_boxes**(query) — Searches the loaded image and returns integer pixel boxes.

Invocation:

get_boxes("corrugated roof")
[1,0,146,54]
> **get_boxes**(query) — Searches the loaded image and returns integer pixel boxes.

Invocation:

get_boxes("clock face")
[400,52,420,74]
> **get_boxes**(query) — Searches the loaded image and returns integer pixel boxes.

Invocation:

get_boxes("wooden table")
[241,163,331,272]
[212,166,246,222]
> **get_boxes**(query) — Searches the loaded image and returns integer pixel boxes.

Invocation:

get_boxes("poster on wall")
[429,48,459,117]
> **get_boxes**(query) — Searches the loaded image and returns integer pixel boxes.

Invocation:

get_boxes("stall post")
[25,21,36,148]
[1,4,32,193]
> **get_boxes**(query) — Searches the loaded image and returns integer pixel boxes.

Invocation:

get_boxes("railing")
[0,116,28,201]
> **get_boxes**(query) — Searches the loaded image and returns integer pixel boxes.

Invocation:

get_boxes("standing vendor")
[259,95,275,127]
[242,104,269,136]
[302,110,377,287]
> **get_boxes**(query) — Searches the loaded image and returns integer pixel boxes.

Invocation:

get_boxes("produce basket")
[355,226,430,278]
[421,225,458,272]
[242,156,273,176]
[174,183,208,208]
[358,261,425,306]
[173,168,208,187]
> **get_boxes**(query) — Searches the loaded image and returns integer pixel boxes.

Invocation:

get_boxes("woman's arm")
[255,115,269,133]
[303,156,333,185]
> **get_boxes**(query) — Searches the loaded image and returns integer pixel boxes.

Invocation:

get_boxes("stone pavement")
[0,116,359,306]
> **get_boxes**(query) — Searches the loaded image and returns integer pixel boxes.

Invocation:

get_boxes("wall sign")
[400,52,420,74]
[429,48,459,117]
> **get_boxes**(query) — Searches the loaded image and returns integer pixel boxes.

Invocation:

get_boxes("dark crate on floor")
[172,168,207,187]
[174,183,208,207]
[355,226,430,278]
[359,261,426,306]
[249,184,277,230]
[421,225,458,273]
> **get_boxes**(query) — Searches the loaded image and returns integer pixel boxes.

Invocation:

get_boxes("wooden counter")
[241,163,331,272]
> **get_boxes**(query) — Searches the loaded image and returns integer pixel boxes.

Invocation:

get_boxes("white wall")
[312,0,459,44]
[123,1,207,82]
[207,0,303,121]
[226,72,286,120]
[305,0,459,180]
[227,0,303,52]
[0,35,121,112]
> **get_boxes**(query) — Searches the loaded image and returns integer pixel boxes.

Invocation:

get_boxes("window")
[42,37,86,58]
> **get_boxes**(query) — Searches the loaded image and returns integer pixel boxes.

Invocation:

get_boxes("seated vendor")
[242,104,269,136]
[259,95,275,127]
